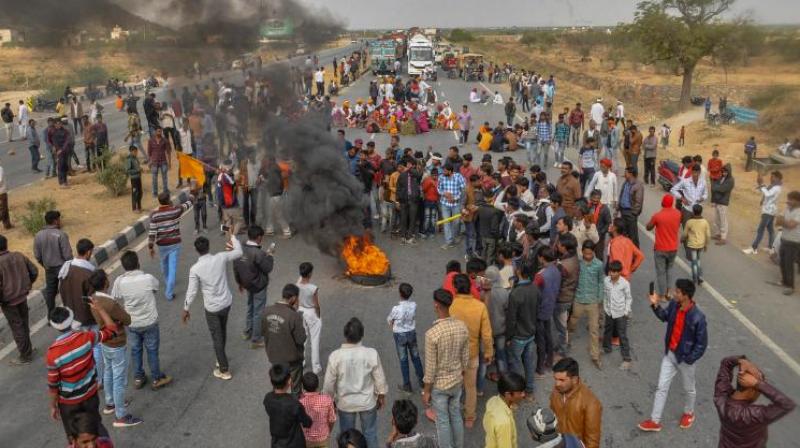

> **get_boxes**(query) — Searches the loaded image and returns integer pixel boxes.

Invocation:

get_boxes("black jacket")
[263,392,312,448]
[233,242,274,293]
[652,300,708,365]
[396,169,422,203]
[711,164,735,206]
[476,204,503,239]
[506,280,539,340]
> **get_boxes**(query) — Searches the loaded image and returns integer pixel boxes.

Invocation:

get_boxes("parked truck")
[407,33,434,76]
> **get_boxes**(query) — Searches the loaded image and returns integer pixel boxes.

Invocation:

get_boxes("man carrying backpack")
[233,225,274,349]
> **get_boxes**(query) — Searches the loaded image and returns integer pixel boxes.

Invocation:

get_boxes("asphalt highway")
[0,65,797,447]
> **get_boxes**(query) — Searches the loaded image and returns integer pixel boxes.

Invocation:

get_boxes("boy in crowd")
[387,283,425,393]
[264,364,312,448]
[299,372,336,448]
[683,204,710,285]
[125,146,142,212]
[190,179,207,234]
[603,261,633,370]
[569,240,604,370]
[386,399,438,448]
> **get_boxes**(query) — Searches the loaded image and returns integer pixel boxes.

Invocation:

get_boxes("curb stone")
[0,189,190,334]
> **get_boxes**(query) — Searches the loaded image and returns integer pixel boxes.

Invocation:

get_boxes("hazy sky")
[300,0,799,29]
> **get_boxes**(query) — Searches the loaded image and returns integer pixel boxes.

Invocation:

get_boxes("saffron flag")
[176,152,206,187]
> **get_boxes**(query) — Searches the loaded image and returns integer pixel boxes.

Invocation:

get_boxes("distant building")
[0,29,24,46]
[110,25,130,40]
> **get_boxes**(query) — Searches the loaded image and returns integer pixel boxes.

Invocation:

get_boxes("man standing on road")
[34,210,73,316]
[457,105,472,146]
[710,164,735,246]
[714,356,796,447]
[607,218,645,282]
[449,273,493,429]
[182,231,243,381]
[744,136,757,172]
[505,97,517,126]
[647,194,682,301]
[323,317,388,448]
[618,167,644,247]
[743,171,782,256]
[437,164,466,249]
[111,250,172,391]
[87,269,143,428]
[549,357,602,448]
[671,164,707,224]
[556,161,581,217]
[233,225,274,348]
[422,289,469,448]
[568,103,584,148]
[2,102,15,143]
[506,259,539,398]
[297,262,323,375]
[148,192,193,301]
[147,127,171,197]
[775,190,800,296]
[46,303,118,444]
[0,234,38,365]
[69,97,84,135]
[263,284,306,395]
[27,119,41,173]
[642,126,658,184]
[18,99,30,140]
[639,279,708,433]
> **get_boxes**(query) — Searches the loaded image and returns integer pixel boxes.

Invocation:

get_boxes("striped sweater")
[148,201,193,248]
[46,325,117,404]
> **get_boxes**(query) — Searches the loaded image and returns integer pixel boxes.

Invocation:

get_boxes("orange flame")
[342,235,390,276]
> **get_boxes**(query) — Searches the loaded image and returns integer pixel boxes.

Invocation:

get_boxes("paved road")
[0,67,798,447]
[0,44,361,191]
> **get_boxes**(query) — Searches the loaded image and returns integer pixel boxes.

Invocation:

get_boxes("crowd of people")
[0,49,798,448]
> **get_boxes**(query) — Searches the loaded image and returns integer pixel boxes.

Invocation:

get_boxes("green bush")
[19,198,57,235]
[72,66,111,86]
[449,29,475,42]
[96,152,129,197]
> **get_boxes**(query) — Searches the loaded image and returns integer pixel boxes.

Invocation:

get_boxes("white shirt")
[493,93,503,104]
[296,279,318,309]
[590,102,605,125]
[314,70,324,83]
[671,176,707,211]
[18,104,29,121]
[322,342,389,412]
[469,91,481,103]
[615,103,624,119]
[184,237,243,312]
[112,270,159,328]
[759,184,782,215]
[604,276,632,319]
[585,171,618,205]
[387,300,417,333]
[179,128,192,154]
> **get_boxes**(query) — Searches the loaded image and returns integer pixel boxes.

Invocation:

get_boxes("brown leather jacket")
[550,382,602,448]
[714,356,796,448]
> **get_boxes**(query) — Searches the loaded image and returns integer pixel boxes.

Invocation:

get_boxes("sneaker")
[250,340,265,349]
[679,413,695,429]
[397,384,412,394]
[280,233,292,239]
[152,375,173,390]
[213,368,232,380]
[783,288,794,296]
[742,247,757,255]
[638,419,662,432]
[9,356,32,366]
[592,358,602,370]
[620,361,632,371]
[407,238,417,245]
[103,400,131,415]
[440,244,451,250]
[113,415,143,428]
[241,331,251,341]
[768,247,775,256]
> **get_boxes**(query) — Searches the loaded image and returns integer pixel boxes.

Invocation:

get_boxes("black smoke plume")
[259,66,367,256]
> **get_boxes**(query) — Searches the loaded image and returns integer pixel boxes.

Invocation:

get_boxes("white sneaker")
[742,247,757,255]
[768,248,775,256]
[213,367,232,380]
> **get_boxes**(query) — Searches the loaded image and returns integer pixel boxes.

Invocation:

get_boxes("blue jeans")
[553,302,571,356]
[686,247,703,283]
[493,335,508,373]
[29,145,40,170]
[102,344,128,419]
[464,221,477,257]
[82,324,104,386]
[151,163,169,196]
[440,204,460,245]
[524,140,534,165]
[554,140,567,164]
[508,336,536,394]
[44,145,55,176]
[245,288,267,342]
[338,407,378,448]
[393,331,424,388]
[423,201,439,235]
[537,140,550,167]
[432,385,464,448]
[752,213,775,250]
[129,323,162,381]
[158,243,181,300]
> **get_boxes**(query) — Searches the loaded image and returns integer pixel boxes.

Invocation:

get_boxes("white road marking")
[0,238,151,361]
[637,222,800,377]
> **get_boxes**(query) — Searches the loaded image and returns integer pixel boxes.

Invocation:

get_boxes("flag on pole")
[176,152,206,186]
